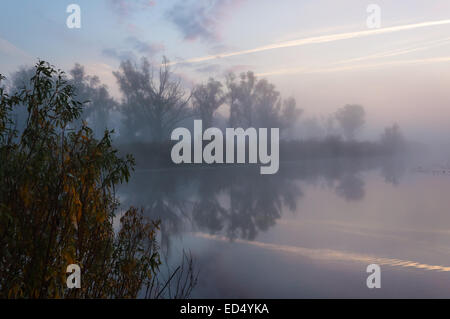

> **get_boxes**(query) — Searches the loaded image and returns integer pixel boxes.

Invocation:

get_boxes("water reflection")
[118,157,450,297]
[119,158,400,246]
[380,156,407,186]
[335,174,365,201]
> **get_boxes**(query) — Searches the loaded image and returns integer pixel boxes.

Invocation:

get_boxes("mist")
[3,0,450,299]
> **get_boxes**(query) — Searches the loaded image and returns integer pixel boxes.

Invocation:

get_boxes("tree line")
[5,57,407,162]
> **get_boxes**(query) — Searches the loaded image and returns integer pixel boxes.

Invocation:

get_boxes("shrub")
[0,61,161,298]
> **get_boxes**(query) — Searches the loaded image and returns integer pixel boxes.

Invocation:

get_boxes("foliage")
[7,64,116,140]
[0,61,162,298]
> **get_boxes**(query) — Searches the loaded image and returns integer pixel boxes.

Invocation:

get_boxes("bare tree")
[335,104,365,140]
[114,57,191,142]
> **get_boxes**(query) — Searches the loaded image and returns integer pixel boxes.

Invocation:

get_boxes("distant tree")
[192,78,225,128]
[69,64,116,138]
[114,57,191,142]
[8,64,116,139]
[226,71,256,128]
[252,77,282,128]
[380,123,405,154]
[226,71,301,131]
[322,114,339,137]
[8,67,39,134]
[9,66,36,92]
[280,97,302,138]
[335,104,365,140]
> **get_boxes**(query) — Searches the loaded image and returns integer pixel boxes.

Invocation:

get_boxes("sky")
[1,0,450,142]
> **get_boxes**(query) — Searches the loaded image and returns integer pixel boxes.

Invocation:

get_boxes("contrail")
[332,36,450,65]
[256,56,450,77]
[169,19,450,66]
[194,232,450,272]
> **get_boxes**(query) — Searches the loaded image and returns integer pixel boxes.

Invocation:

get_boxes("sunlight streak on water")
[194,232,450,272]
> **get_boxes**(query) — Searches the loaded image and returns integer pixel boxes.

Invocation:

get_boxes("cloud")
[166,0,246,42]
[166,2,216,41]
[195,64,222,74]
[172,71,196,90]
[184,62,252,76]
[102,37,164,62]
[109,0,155,18]
[224,64,253,74]
[125,36,164,57]
[168,19,450,65]
[102,48,137,62]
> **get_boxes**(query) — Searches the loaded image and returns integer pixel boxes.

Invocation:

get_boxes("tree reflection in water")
[118,158,406,251]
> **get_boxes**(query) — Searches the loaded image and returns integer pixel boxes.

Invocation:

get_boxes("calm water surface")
[119,158,450,298]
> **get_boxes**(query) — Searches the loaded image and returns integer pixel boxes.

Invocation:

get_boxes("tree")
[192,78,225,128]
[226,71,301,132]
[69,64,117,139]
[114,57,191,142]
[7,67,37,134]
[8,64,116,140]
[227,71,256,128]
[335,104,365,140]
[380,123,405,154]
[280,97,302,139]
[0,61,162,298]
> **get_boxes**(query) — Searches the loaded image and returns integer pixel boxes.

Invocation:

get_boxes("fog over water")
[2,0,450,298]
[116,156,450,297]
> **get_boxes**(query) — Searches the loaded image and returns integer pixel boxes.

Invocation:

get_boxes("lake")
[118,157,450,298]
